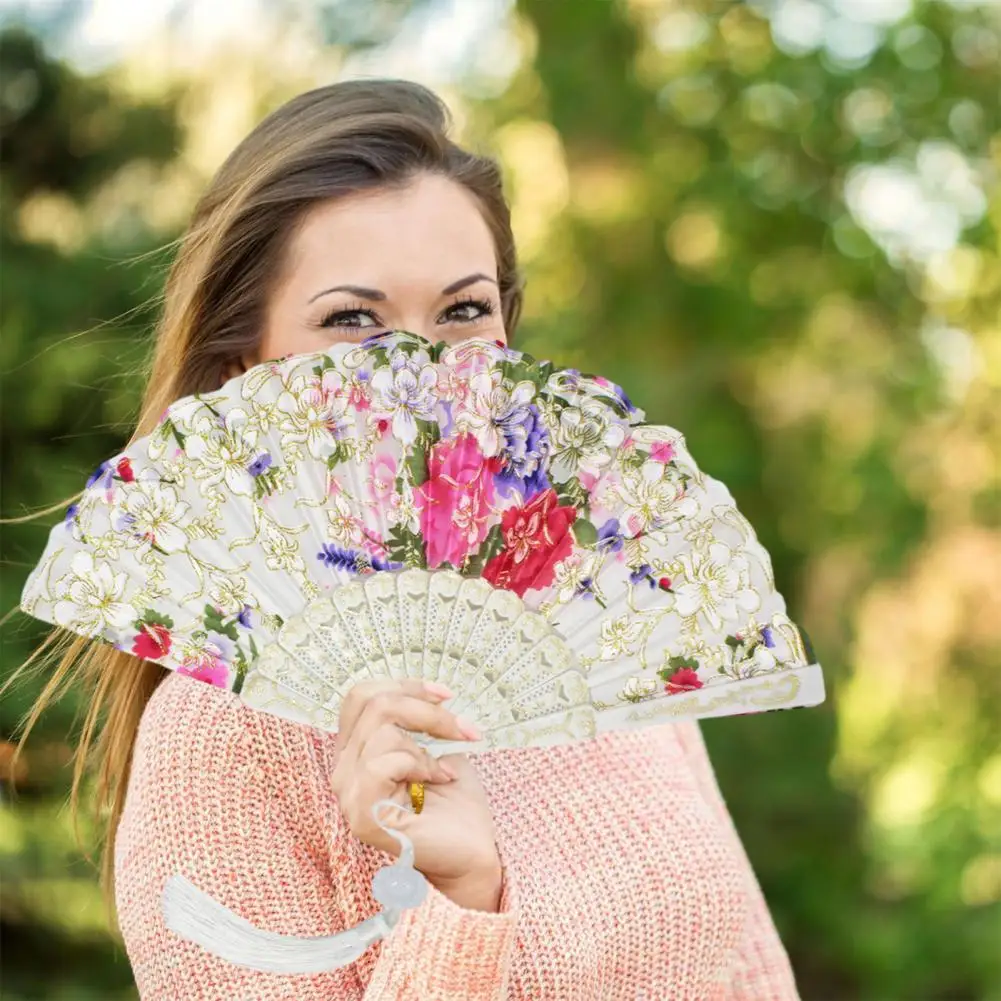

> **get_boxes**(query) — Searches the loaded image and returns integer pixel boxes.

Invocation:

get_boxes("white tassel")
[161,798,428,974]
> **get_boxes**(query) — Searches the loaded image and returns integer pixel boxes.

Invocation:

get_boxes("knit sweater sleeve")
[114,676,520,1001]
[673,721,802,1000]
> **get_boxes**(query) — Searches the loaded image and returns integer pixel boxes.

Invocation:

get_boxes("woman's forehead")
[286,174,498,286]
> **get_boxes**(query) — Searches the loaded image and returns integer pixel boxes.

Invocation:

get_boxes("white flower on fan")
[113,481,192,553]
[685,518,716,551]
[207,576,250,616]
[617,461,698,535]
[454,371,536,458]
[327,493,365,546]
[552,551,599,604]
[53,551,136,637]
[394,478,421,533]
[672,541,760,632]
[750,643,778,672]
[599,615,645,660]
[369,350,438,445]
[276,373,353,460]
[619,676,658,701]
[549,399,626,482]
[184,408,261,496]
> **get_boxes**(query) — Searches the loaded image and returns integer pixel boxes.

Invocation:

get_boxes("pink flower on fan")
[416,433,498,568]
[650,441,676,463]
[368,453,398,504]
[436,368,472,408]
[347,377,371,411]
[178,654,230,688]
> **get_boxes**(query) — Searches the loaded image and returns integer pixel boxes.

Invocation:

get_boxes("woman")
[9,80,800,999]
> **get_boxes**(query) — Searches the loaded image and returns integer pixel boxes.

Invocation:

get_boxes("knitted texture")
[114,670,801,1000]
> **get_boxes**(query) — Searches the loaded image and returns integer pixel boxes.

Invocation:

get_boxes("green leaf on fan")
[620,447,646,471]
[535,360,555,384]
[312,356,339,378]
[253,466,283,500]
[386,522,427,569]
[163,418,186,450]
[203,604,239,641]
[572,519,598,547]
[462,524,504,576]
[429,340,448,362]
[498,360,520,384]
[414,418,441,452]
[404,449,428,488]
[137,610,174,629]
[556,476,589,510]
[325,440,353,470]
[232,647,250,693]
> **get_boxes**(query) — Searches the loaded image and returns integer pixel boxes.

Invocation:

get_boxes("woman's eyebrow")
[308,273,497,305]
[309,285,386,303]
[441,273,497,295]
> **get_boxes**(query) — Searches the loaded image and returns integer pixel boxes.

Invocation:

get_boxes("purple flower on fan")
[593,375,637,414]
[630,564,656,588]
[361,331,393,349]
[762,626,775,649]
[576,576,596,600]
[596,518,624,552]
[440,400,455,438]
[237,605,253,629]
[317,544,402,574]
[248,453,272,477]
[112,509,138,535]
[64,503,79,528]
[495,404,551,500]
[86,460,114,492]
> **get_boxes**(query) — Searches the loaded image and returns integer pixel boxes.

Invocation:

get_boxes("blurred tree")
[1,22,185,1000]
[1,0,999,997]
[484,0,1000,997]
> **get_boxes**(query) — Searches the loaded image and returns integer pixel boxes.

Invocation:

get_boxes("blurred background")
[0,0,998,998]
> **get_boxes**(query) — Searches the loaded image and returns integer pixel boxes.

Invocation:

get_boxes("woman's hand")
[330,679,503,909]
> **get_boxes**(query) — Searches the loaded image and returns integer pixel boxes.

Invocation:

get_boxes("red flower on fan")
[482,487,577,597]
[116,457,135,482]
[664,667,703,694]
[132,623,171,659]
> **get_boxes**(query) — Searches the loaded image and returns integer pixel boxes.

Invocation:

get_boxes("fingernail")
[425,681,455,700]
[456,716,482,740]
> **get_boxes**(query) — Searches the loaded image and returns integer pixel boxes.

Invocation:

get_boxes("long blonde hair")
[1,78,523,934]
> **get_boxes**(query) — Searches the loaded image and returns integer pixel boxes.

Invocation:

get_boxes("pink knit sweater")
[114,669,801,999]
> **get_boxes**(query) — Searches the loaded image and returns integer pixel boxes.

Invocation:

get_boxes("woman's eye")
[440,298,494,324]
[321,309,380,329]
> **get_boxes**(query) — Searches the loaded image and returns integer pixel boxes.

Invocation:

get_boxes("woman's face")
[223,171,505,380]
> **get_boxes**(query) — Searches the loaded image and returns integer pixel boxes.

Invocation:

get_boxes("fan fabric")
[20,331,824,749]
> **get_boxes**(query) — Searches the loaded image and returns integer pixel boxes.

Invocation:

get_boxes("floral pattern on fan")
[20,331,821,722]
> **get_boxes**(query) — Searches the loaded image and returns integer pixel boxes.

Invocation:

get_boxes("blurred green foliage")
[2,1,999,998]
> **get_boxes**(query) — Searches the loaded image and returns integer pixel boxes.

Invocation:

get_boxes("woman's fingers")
[338,679,449,738]
[358,721,455,786]
[352,692,478,758]
[337,743,442,833]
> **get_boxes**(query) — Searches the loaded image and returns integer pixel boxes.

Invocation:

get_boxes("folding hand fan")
[20,330,824,972]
